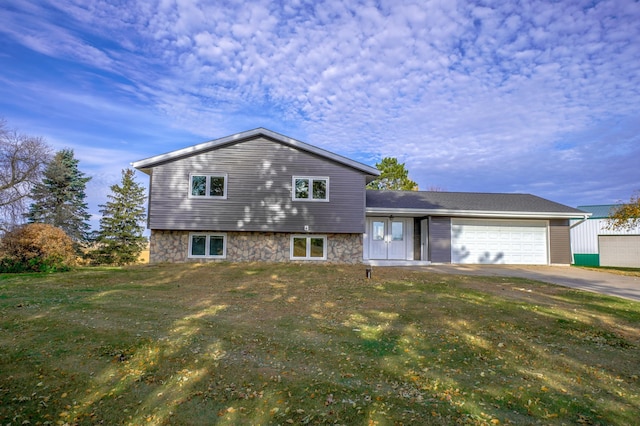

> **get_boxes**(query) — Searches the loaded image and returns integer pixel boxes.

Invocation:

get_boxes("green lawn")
[575,265,640,277]
[1,263,638,425]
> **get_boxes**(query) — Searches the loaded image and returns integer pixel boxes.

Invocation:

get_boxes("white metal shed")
[571,205,640,267]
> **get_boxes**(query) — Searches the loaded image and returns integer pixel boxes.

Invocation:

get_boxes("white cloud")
[0,0,639,208]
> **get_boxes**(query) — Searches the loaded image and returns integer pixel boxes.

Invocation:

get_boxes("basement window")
[290,235,327,260]
[188,233,227,259]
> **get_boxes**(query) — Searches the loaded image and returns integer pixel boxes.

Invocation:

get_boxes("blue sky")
[1,0,639,228]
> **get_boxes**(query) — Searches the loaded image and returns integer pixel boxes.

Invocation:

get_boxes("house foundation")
[149,230,363,264]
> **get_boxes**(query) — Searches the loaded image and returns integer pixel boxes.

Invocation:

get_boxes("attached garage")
[366,190,587,266]
[451,219,548,265]
[599,235,640,268]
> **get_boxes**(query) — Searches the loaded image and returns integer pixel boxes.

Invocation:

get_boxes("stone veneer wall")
[149,230,363,264]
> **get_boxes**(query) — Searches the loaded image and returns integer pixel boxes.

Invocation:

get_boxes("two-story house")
[132,128,588,265]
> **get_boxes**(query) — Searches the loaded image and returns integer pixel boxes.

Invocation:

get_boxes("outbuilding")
[571,205,640,268]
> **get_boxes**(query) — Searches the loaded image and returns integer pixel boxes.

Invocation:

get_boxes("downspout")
[568,213,591,266]
[569,213,592,229]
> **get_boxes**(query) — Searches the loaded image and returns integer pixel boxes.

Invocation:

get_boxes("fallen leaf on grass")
[325,393,334,405]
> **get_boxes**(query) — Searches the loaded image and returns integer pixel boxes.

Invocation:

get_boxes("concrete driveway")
[421,265,640,302]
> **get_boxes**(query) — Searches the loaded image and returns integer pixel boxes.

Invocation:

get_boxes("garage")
[451,219,548,265]
[599,235,640,268]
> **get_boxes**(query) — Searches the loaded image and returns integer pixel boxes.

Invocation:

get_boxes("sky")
[1,0,639,229]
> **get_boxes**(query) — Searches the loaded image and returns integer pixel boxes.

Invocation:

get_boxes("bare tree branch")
[0,118,52,233]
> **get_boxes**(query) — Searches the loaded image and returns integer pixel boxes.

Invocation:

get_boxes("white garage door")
[451,219,548,265]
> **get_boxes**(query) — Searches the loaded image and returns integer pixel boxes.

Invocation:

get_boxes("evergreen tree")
[26,149,92,243]
[366,157,418,191]
[93,168,147,265]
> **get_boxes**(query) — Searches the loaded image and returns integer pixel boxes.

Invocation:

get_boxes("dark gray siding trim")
[429,217,451,263]
[146,173,153,229]
[413,219,422,260]
[147,137,367,234]
[549,219,572,264]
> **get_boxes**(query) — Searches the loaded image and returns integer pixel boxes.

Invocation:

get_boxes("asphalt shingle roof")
[366,190,586,215]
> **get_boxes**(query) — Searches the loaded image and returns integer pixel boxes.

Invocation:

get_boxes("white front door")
[370,220,388,259]
[368,218,407,260]
[388,220,406,259]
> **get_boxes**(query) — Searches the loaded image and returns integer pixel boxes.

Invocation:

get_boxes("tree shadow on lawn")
[1,264,639,425]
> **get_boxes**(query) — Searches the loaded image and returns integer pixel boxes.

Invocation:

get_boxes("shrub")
[0,223,75,272]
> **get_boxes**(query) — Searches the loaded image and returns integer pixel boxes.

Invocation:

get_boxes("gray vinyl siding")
[147,137,367,234]
[429,217,452,263]
[549,219,572,264]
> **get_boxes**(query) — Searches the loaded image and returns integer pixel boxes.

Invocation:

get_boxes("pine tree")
[93,168,147,265]
[26,149,92,243]
[366,157,418,191]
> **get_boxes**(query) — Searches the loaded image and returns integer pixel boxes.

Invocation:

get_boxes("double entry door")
[368,218,407,260]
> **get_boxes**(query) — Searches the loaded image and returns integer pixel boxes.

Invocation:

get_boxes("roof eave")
[131,128,380,177]
[132,166,152,175]
[366,207,591,220]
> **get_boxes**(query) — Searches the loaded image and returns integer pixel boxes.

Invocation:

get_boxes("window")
[372,221,385,241]
[391,221,404,241]
[290,235,327,260]
[190,174,227,198]
[292,177,329,201]
[188,233,227,259]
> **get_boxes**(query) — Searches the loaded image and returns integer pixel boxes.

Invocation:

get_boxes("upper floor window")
[190,174,227,199]
[293,177,329,201]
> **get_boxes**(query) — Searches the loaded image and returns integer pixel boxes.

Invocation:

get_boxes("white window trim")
[188,232,227,259]
[290,235,327,260]
[189,173,228,199]
[292,176,329,202]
